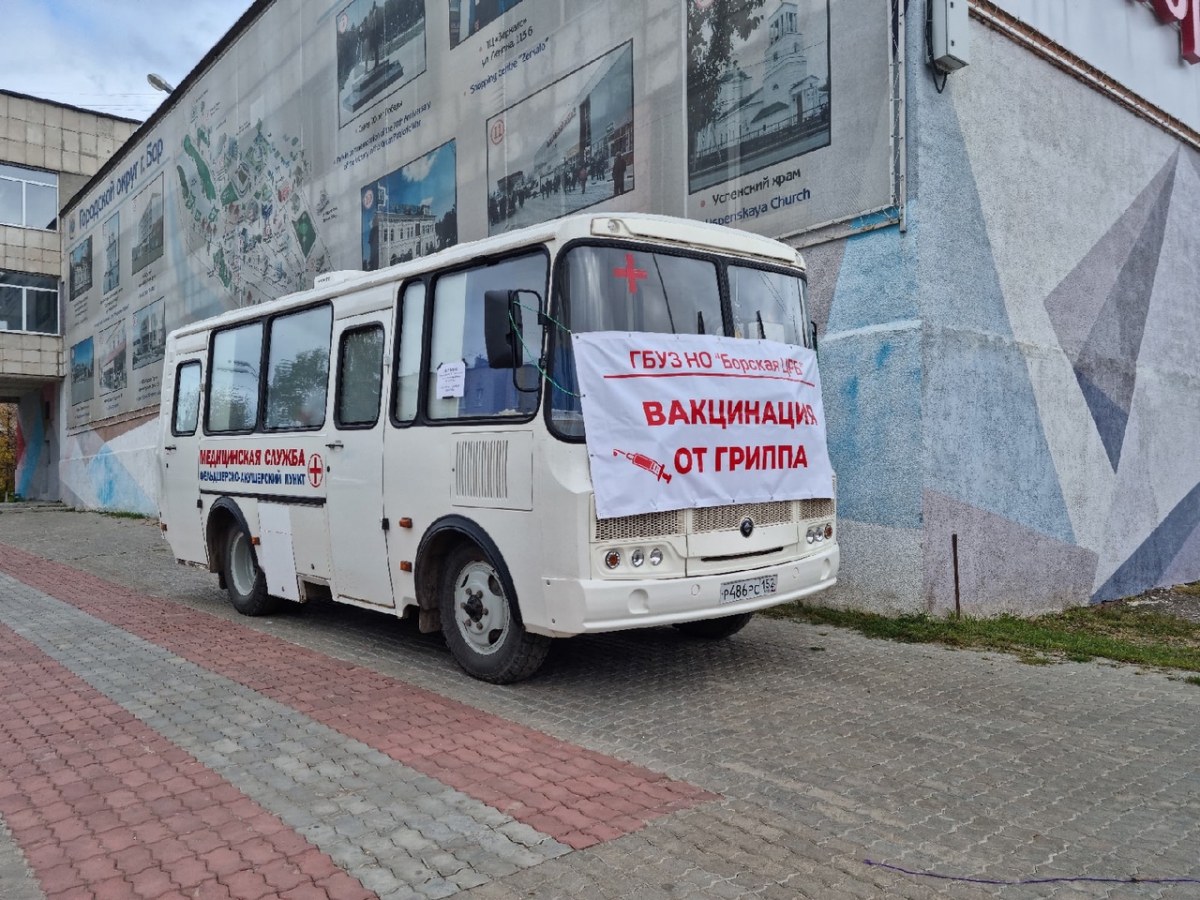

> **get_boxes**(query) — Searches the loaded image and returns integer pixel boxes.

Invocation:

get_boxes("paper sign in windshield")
[573,332,834,520]
[436,360,466,398]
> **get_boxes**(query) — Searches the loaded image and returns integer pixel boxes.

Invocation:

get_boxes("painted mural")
[42,3,1200,614]
[814,15,1200,613]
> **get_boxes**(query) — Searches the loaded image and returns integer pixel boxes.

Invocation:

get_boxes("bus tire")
[674,612,754,639]
[223,525,279,616]
[439,543,550,684]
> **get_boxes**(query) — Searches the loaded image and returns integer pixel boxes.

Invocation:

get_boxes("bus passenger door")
[326,313,394,606]
[160,354,208,564]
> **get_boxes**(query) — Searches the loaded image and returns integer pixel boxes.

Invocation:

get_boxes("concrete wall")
[58,412,158,515]
[0,91,139,502]
[13,386,57,500]
[0,333,63,383]
[39,10,1200,612]
[0,93,139,185]
[818,8,1200,613]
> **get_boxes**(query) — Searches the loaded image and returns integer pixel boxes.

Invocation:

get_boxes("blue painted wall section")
[821,206,922,530]
[84,445,154,514]
[1094,480,1200,602]
[15,400,42,498]
[1070,158,1174,470]
[918,88,1075,546]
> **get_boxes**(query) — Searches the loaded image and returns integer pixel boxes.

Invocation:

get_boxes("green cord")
[508,304,580,398]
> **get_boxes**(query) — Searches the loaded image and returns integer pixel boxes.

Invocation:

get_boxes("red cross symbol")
[308,453,324,489]
[613,253,648,293]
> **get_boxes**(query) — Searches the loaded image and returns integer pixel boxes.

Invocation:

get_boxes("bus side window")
[393,282,425,423]
[336,325,384,428]
[265,305,333,430]
[208,321,263,433]
[427,253,546,420]
[173,361,202,436]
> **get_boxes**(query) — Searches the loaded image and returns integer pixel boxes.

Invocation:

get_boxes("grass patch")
[97,510,150,520]
[1186,676,1200,687]
[761,601,1200,672]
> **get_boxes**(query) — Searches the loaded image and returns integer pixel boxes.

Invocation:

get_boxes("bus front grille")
[594,509,685,541]
[691,501,793,533]
[799,497,835,519]
[591,475,836,542]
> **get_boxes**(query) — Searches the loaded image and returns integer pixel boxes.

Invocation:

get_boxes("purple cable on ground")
[864,859,1200,886]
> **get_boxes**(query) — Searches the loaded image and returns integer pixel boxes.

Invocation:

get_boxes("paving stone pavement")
[0,575,572,900]
[1,510,1200,900]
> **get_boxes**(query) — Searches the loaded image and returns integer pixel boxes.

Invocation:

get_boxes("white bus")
[157,213,839,682]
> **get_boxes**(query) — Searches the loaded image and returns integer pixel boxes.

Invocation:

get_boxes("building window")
[0,163,58,231]
[0,270,59,334]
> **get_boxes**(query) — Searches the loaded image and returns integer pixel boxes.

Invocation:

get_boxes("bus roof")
[167,213,804,340]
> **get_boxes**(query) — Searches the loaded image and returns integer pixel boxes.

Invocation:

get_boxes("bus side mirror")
[484,290,521,369]
[810,320,819,357]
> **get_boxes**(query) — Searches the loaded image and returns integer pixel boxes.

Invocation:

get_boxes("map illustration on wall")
[176,97,331,310]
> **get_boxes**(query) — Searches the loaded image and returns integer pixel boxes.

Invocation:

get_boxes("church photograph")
[687,0,831,193]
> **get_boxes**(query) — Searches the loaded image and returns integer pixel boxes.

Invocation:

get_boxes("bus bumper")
[535,544,839,636]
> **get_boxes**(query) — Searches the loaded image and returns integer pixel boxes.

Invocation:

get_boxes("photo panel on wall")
[485,41,633,236]
[361,140,458,271]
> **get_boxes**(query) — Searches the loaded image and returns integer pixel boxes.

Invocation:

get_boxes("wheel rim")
[229,531,258,597]
[453,560,510,656]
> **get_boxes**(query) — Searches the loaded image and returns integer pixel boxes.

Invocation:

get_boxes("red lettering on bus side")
[643,401,666,426]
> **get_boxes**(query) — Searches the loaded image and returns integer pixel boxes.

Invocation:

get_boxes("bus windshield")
[548,244,809,437]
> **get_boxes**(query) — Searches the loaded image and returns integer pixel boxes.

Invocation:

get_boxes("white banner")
[574,333,834,519]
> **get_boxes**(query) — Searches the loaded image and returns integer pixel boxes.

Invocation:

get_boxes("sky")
[0,0,255,121]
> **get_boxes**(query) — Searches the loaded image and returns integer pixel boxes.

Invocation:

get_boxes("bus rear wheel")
[223,526,280,616]
[674,612,754,639]
[438,543,550,684]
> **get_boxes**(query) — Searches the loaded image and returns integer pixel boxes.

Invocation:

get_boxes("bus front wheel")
[438,543,550,684]
[223,526,280,616]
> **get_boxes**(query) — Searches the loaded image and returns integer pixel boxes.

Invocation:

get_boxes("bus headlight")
[824,524,834,540]
[806,528,816,544]
[649,548,663,566]
[604,550,621,570]
[631,549,645,568]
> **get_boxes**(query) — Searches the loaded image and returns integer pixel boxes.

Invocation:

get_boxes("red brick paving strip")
[0,620,374,900]
[0,543,717,850]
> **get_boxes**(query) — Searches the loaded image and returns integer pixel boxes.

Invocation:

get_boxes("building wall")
[816,9,1200,614]
[49,4,1200,612]
[1,91,139,501]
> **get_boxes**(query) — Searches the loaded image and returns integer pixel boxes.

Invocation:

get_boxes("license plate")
[719,574,778,605]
